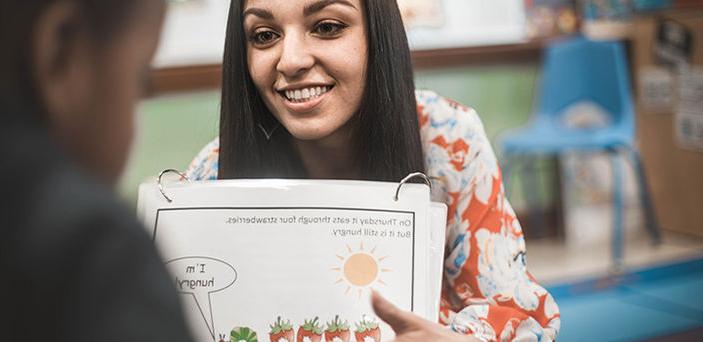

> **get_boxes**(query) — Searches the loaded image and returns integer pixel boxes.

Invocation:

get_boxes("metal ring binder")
[394,172,432,201]
[156,169,428,202]
[158,169,190,203]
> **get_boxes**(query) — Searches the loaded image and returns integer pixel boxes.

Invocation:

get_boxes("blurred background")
[123,1,703,340]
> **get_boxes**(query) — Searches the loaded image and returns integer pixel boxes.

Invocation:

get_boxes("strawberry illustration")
[354,316,380,342]
[297,317,323,342]
[269,316,295,342]
[231,327,258,342]
[324,315,350,342]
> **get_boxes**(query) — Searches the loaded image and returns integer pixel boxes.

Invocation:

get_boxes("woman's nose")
[276,32,315,77]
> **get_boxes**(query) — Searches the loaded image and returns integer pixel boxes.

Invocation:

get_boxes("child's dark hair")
[0,0,140,119]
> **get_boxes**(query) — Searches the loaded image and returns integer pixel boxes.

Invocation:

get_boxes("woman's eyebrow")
[243,7,274,20]
[303,0,357,16]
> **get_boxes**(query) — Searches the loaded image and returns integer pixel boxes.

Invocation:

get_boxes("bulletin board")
[399,0,527,50]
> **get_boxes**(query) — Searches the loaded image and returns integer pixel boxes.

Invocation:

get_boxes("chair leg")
[627,148,662,245]
[521,156,545,238]
[501,153,515,198]
[609,149,625,272]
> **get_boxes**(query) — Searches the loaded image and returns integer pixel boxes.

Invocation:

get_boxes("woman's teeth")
[283,86,331,103]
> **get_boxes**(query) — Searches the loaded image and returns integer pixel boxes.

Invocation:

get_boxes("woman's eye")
[313,21,347,37]
[250,29,280,46]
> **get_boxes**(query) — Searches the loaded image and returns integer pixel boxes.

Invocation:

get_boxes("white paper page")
[427,202,447,321]
[676,67,703,151]
[138,179,445,342]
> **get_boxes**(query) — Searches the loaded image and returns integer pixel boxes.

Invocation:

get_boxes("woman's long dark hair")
[219,0,425,181]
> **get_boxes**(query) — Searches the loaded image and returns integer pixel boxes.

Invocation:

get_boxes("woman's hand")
[371,291,481,342]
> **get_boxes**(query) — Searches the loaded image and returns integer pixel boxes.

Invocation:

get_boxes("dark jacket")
[0,115,193,342]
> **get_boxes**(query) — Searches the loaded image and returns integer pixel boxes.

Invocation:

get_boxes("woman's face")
[243,0,368,142]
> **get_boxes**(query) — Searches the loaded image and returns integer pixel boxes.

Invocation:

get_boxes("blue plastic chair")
[499,36,660,270]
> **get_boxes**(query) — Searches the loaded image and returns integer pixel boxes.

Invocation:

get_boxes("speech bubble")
[166,256,237,341]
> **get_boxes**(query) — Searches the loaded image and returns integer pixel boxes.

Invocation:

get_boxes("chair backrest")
[537,36,635,134]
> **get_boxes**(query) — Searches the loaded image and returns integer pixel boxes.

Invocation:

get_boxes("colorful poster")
[138,179,446,342]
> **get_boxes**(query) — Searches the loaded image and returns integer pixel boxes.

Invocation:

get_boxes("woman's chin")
[287,129,332,141]
[278,117,353,144]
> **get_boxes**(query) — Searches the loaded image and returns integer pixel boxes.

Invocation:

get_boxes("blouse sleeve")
[185,138,220,181]
[417,91,560,342]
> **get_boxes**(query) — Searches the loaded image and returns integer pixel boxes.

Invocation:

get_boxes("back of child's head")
[1,1,141,118]
[0,0,163,184]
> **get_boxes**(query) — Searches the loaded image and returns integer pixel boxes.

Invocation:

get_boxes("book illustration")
[165,256,238,341]
[231,327,259,342]
[332,242,391,299]
[354,316,380,342]
[143,201,434,341]
[269,316,295,342]
[324,315,350,342]
[215,315,375,342]
[297,317,323,342]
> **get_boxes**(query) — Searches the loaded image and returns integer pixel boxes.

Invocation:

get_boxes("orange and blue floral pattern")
[186,90,560,342]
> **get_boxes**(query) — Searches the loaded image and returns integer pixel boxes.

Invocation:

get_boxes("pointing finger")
[371,291,423,334]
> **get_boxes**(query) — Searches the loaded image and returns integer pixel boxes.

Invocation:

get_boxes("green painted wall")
[118,91,220,201]
[414,65,537,141]
[120,64,556,210]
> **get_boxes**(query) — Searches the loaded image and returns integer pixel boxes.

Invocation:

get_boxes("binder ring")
[158,169,191,203]
[394,172,432,201]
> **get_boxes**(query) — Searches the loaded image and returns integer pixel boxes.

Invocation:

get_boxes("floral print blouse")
[185,90,560,342]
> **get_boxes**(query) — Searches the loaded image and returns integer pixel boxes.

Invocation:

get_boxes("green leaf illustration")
[231,326,258,342]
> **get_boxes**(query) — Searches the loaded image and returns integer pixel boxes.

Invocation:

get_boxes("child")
[0,1,192,341]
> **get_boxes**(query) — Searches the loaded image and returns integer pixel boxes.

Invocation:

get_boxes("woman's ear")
[32,0,95,129]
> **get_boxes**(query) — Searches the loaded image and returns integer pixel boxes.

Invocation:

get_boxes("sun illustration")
[332,241,390,298]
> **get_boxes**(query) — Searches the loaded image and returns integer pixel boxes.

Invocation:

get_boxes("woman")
[187,0,560,340]
[1,1,192,341]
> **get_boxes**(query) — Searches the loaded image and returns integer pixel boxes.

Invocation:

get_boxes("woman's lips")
[278,86,332,113]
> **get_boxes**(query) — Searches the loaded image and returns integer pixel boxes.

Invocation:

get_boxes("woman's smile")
[276,83,335,113]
